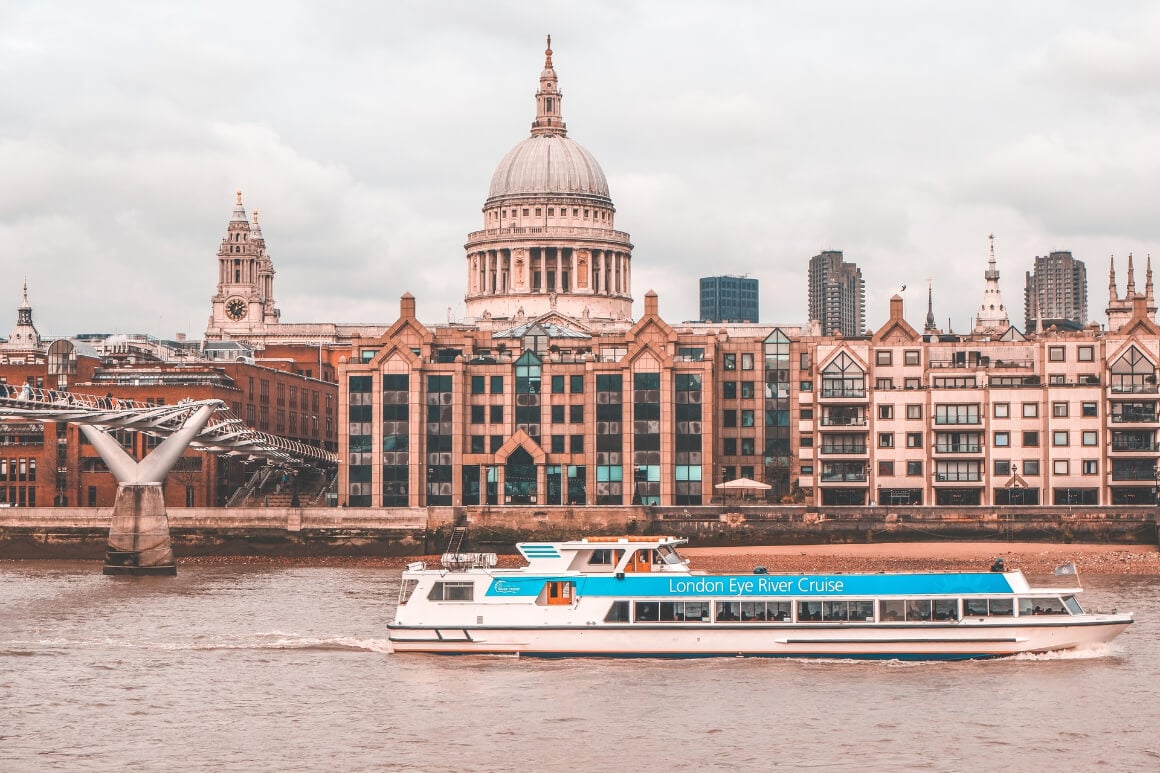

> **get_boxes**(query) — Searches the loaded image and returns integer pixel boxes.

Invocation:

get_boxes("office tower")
[700,275,759,323]
[808,250,865,336]
[1024,251,1088,332]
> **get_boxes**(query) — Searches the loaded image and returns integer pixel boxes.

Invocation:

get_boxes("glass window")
[723,353,737,370]
[1081,402,1097,417]
[907,461,923,476]
[1022,403,1038,418]
[906,432,923,448]
[876,350,892,366]
[723,381,737,399]
[1053,402,1069,417]
[1023,431,1039,447]
[904,350,921,366]
[994,431,1009,447]
[1048,346,1065,362]
[995,459,1011,476]
[1078,346,1094,362]
[878,460,894,476]
[879,433,894,448]
[1082,460,1098,475]
[1053,460,1069,475]
[1081,430,1097,446]
[1023,460,1040,476]
[906,404,922,419]
[994,403,1009,418]
[551,375,565,393]
[741,353,754,370]
[800,408,814,419]
[741,381,755,399]
[570,375,585,393]
[876,378,893,390]
[879,405,894,420]
[491,375,504,394]
[471,375,485,394]
[1053,431,1068,446]
[741,410,755,427]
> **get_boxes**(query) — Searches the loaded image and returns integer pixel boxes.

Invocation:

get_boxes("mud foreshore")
[167,542,1160,575]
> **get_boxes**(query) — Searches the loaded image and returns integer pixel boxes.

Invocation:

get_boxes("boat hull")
[388,617,1132,659]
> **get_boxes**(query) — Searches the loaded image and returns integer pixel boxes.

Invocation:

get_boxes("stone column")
[82,403,216,576]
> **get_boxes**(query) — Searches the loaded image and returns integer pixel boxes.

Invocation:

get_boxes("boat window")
[933,599,958,621]
[655,545,684,566]
[662,601,709,622]
[798,601,823,622]
[850,600,874,621]
[1018,597,1069,616]
[880,600,905,621]
[964,598,1013,616]
[716,601,741,621]
[906,600,933,621]
[427,581,474,601]
[740,601,765,621]
[716,601,791,622]
[822,601,849,621]
[633,601,660,622]
[884,599,958,621]
[987,598,1013,616]
[398,578,419,606]
[1062,595,1083,615]
[604,600,630,622]
[588,549,617,566]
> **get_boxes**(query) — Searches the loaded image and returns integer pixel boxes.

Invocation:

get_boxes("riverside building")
[336,40,1160,510]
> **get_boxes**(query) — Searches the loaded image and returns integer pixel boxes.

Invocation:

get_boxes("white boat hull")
[388,616,1131,659]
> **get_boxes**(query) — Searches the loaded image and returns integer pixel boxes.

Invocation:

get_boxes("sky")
[2,1,1159,340]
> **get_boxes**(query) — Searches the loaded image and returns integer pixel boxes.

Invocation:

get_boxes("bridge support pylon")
[81,404,217,576]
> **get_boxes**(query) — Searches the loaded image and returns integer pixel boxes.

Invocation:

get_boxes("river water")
[2,563,1158,772]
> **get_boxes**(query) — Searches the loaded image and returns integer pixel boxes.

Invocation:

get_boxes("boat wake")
[1009,643,1123,661]
[1,633,393,655]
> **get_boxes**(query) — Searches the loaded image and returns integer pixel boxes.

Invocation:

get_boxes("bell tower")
[206,192,280,341]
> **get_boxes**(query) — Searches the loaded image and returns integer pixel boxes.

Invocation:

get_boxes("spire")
[1127,253,1136,295]
[531,34,567,137]
[1109,255,1118,301]
[231,190,247,223]
[2,278,41,351]
[250,209,264,242]
[923,281,937,332]
[974,234,1010,335]
[1146,254,1154,302]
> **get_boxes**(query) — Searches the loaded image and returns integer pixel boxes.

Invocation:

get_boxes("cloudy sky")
[2,1,1159,340]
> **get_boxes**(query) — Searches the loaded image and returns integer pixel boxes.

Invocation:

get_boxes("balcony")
[934,444,982,454]
[820,416,867,427]
[1110,382,1159,395]
[934,472,982,483]
[820,471,868,483]
[1111,413,1158,424]
[820,388,867,399]
[820,445,868,455]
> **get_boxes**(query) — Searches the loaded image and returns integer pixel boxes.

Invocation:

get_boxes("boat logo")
[490,579,521,595]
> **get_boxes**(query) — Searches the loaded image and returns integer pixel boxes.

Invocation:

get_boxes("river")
[2,563,1158,772]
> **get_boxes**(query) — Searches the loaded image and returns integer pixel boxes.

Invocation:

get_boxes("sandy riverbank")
[172,542,1160,575]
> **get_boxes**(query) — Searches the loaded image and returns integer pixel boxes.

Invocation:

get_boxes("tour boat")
[387,536,1133,659]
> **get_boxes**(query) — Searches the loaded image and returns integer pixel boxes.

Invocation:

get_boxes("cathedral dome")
[487,134,609,202]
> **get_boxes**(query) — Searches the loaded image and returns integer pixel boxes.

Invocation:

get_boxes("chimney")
[400,292,416,319]
[644,289,658,318]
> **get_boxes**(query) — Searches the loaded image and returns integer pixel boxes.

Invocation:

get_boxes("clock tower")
[206,191,281,340]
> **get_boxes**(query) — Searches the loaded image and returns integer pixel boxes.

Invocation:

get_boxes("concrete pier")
[102,485,176,576]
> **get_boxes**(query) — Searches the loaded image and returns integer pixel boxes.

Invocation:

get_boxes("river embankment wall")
[0,505,1155,559]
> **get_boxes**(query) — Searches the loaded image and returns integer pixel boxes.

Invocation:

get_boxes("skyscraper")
[1024,251,1088,332]
[699,275,759,323]
[808,250,865,336]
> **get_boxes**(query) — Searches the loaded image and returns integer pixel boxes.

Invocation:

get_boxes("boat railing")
[441,552,498,571]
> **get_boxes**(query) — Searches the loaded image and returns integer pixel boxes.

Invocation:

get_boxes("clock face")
[225,298,247,321]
